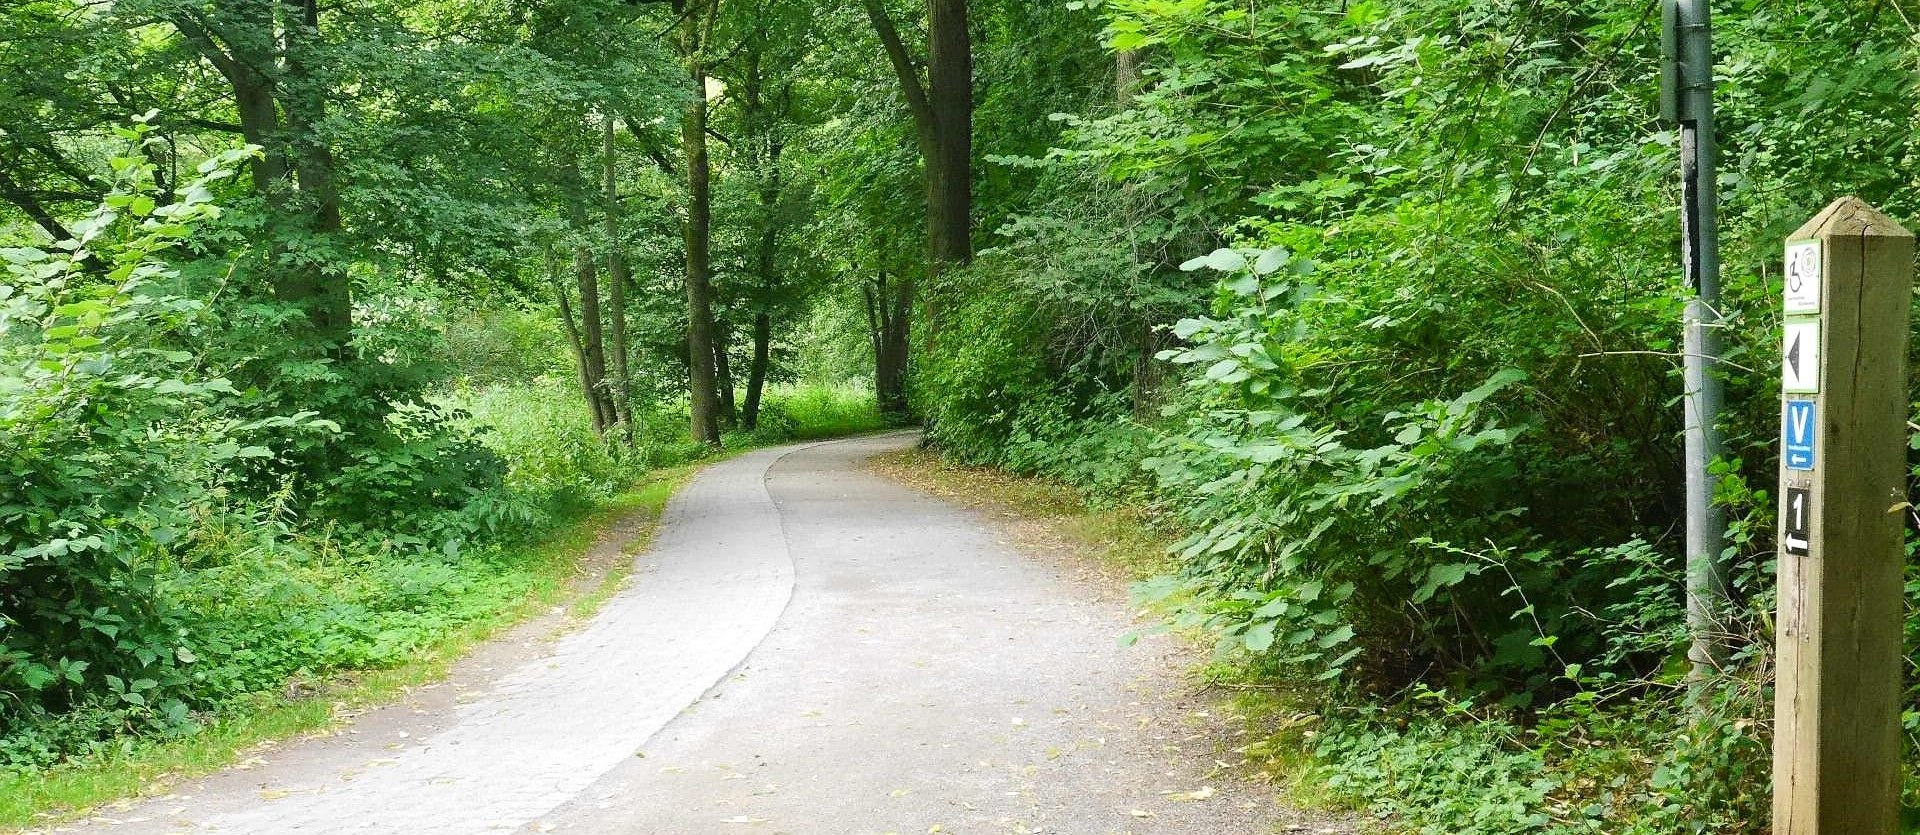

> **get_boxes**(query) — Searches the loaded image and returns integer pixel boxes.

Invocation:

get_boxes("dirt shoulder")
[867,446,1362,835]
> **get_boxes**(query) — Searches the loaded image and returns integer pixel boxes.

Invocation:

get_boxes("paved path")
[53,433,1299,835]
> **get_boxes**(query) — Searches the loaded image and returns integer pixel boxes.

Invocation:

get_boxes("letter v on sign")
[1784,400,1816,470]
[1782,319,1819,393]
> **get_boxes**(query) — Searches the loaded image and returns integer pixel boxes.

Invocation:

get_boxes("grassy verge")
[0,467,694,831]
[869,445,1794,835]
[869,446,1372,826]
[2,392,893,832]
[1,380,874,831]
[868,446,1174,581]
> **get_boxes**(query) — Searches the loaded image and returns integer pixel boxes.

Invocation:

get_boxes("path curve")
[52,433,1316,835]
[55,442,809,834]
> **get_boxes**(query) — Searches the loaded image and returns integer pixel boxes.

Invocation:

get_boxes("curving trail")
[51,433,1317,835]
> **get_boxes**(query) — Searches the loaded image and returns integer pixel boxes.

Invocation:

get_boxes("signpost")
[1661,0,1732,685]
[1772,197,1912,835]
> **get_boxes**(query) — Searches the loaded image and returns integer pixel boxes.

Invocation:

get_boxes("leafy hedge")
[914,1,1920,831]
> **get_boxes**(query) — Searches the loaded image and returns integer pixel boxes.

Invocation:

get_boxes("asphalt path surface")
[50,433,1304,835]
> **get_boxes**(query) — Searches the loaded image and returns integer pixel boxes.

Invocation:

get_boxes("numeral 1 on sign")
[1782,487,1810,555]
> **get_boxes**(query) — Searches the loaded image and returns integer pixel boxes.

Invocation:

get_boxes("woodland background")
[3,1,1919,832]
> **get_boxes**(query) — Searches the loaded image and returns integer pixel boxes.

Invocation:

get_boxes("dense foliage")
[5,0,1918,831]
[912,1,1920,832]
[0,144,879,768]
[0,0,886,781]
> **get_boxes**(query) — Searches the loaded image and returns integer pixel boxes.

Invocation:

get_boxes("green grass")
[729,383,894,445]
[0,467,692,831]
[0,383,888,830]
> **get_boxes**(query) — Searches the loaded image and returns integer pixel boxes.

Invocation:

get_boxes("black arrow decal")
[1786,331,1801,379]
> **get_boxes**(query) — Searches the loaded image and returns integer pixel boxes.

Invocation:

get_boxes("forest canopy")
[4,0,1920,832]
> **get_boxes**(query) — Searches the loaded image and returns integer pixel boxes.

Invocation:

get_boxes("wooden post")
[1773,197,1913,835]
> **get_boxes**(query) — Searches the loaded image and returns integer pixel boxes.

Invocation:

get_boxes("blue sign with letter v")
[1784,400,1816,471]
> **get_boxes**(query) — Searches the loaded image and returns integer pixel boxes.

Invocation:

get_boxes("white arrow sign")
[1783,319,1820,393]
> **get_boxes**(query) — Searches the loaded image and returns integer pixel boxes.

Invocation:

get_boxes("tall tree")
[857,0,972,415]
[170,0,350,344]
[925,0,971,270]
[676,0,724,446]
[603,114,636,440]
[738,66,789,431]
[711,4,812,431]
[565,143,616,432]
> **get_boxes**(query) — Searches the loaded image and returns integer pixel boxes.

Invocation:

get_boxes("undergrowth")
[0,379,883,828]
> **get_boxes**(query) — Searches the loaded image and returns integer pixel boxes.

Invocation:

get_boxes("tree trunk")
[1115,47,1141,102]
[861,0,971,419]
[860,0,941,273]
[602,114,634,442]
[859,0,935,416]
[679,0,723,446]
[741,66,784,435]
[743,312,772,431]
[277,0,349,344]
[174,2,349,345]
[714,320,738,430]
[927,0,972,272]
[567,151,614,433]
[865,270,911,417]
[169,9,287,208]
[575,248,613,433]
[550,247,600,427]
[607,250,634,439]
[0,168,75,242]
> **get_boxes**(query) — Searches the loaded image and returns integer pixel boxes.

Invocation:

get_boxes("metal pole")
[1663,0,1731,689]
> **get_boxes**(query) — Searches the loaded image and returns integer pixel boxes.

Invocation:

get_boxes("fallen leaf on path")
[1166,786,1216,801]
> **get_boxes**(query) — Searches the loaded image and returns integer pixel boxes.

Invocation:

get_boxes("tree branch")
[859,0,936,152]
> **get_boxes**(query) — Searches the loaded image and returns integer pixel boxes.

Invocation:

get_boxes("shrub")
[0,131,324,736]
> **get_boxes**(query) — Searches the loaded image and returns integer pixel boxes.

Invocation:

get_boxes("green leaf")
[19,664,57,690]
[1317,624,1356,648]
[1412,562,1475,603]
[1243,619,1278,652]
[1203,248,1247,272]
[1253,246,1290,275]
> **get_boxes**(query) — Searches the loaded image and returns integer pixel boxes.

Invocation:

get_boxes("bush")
[448,379,654,530]
[747,384,890,442]
[0,134,317,739]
